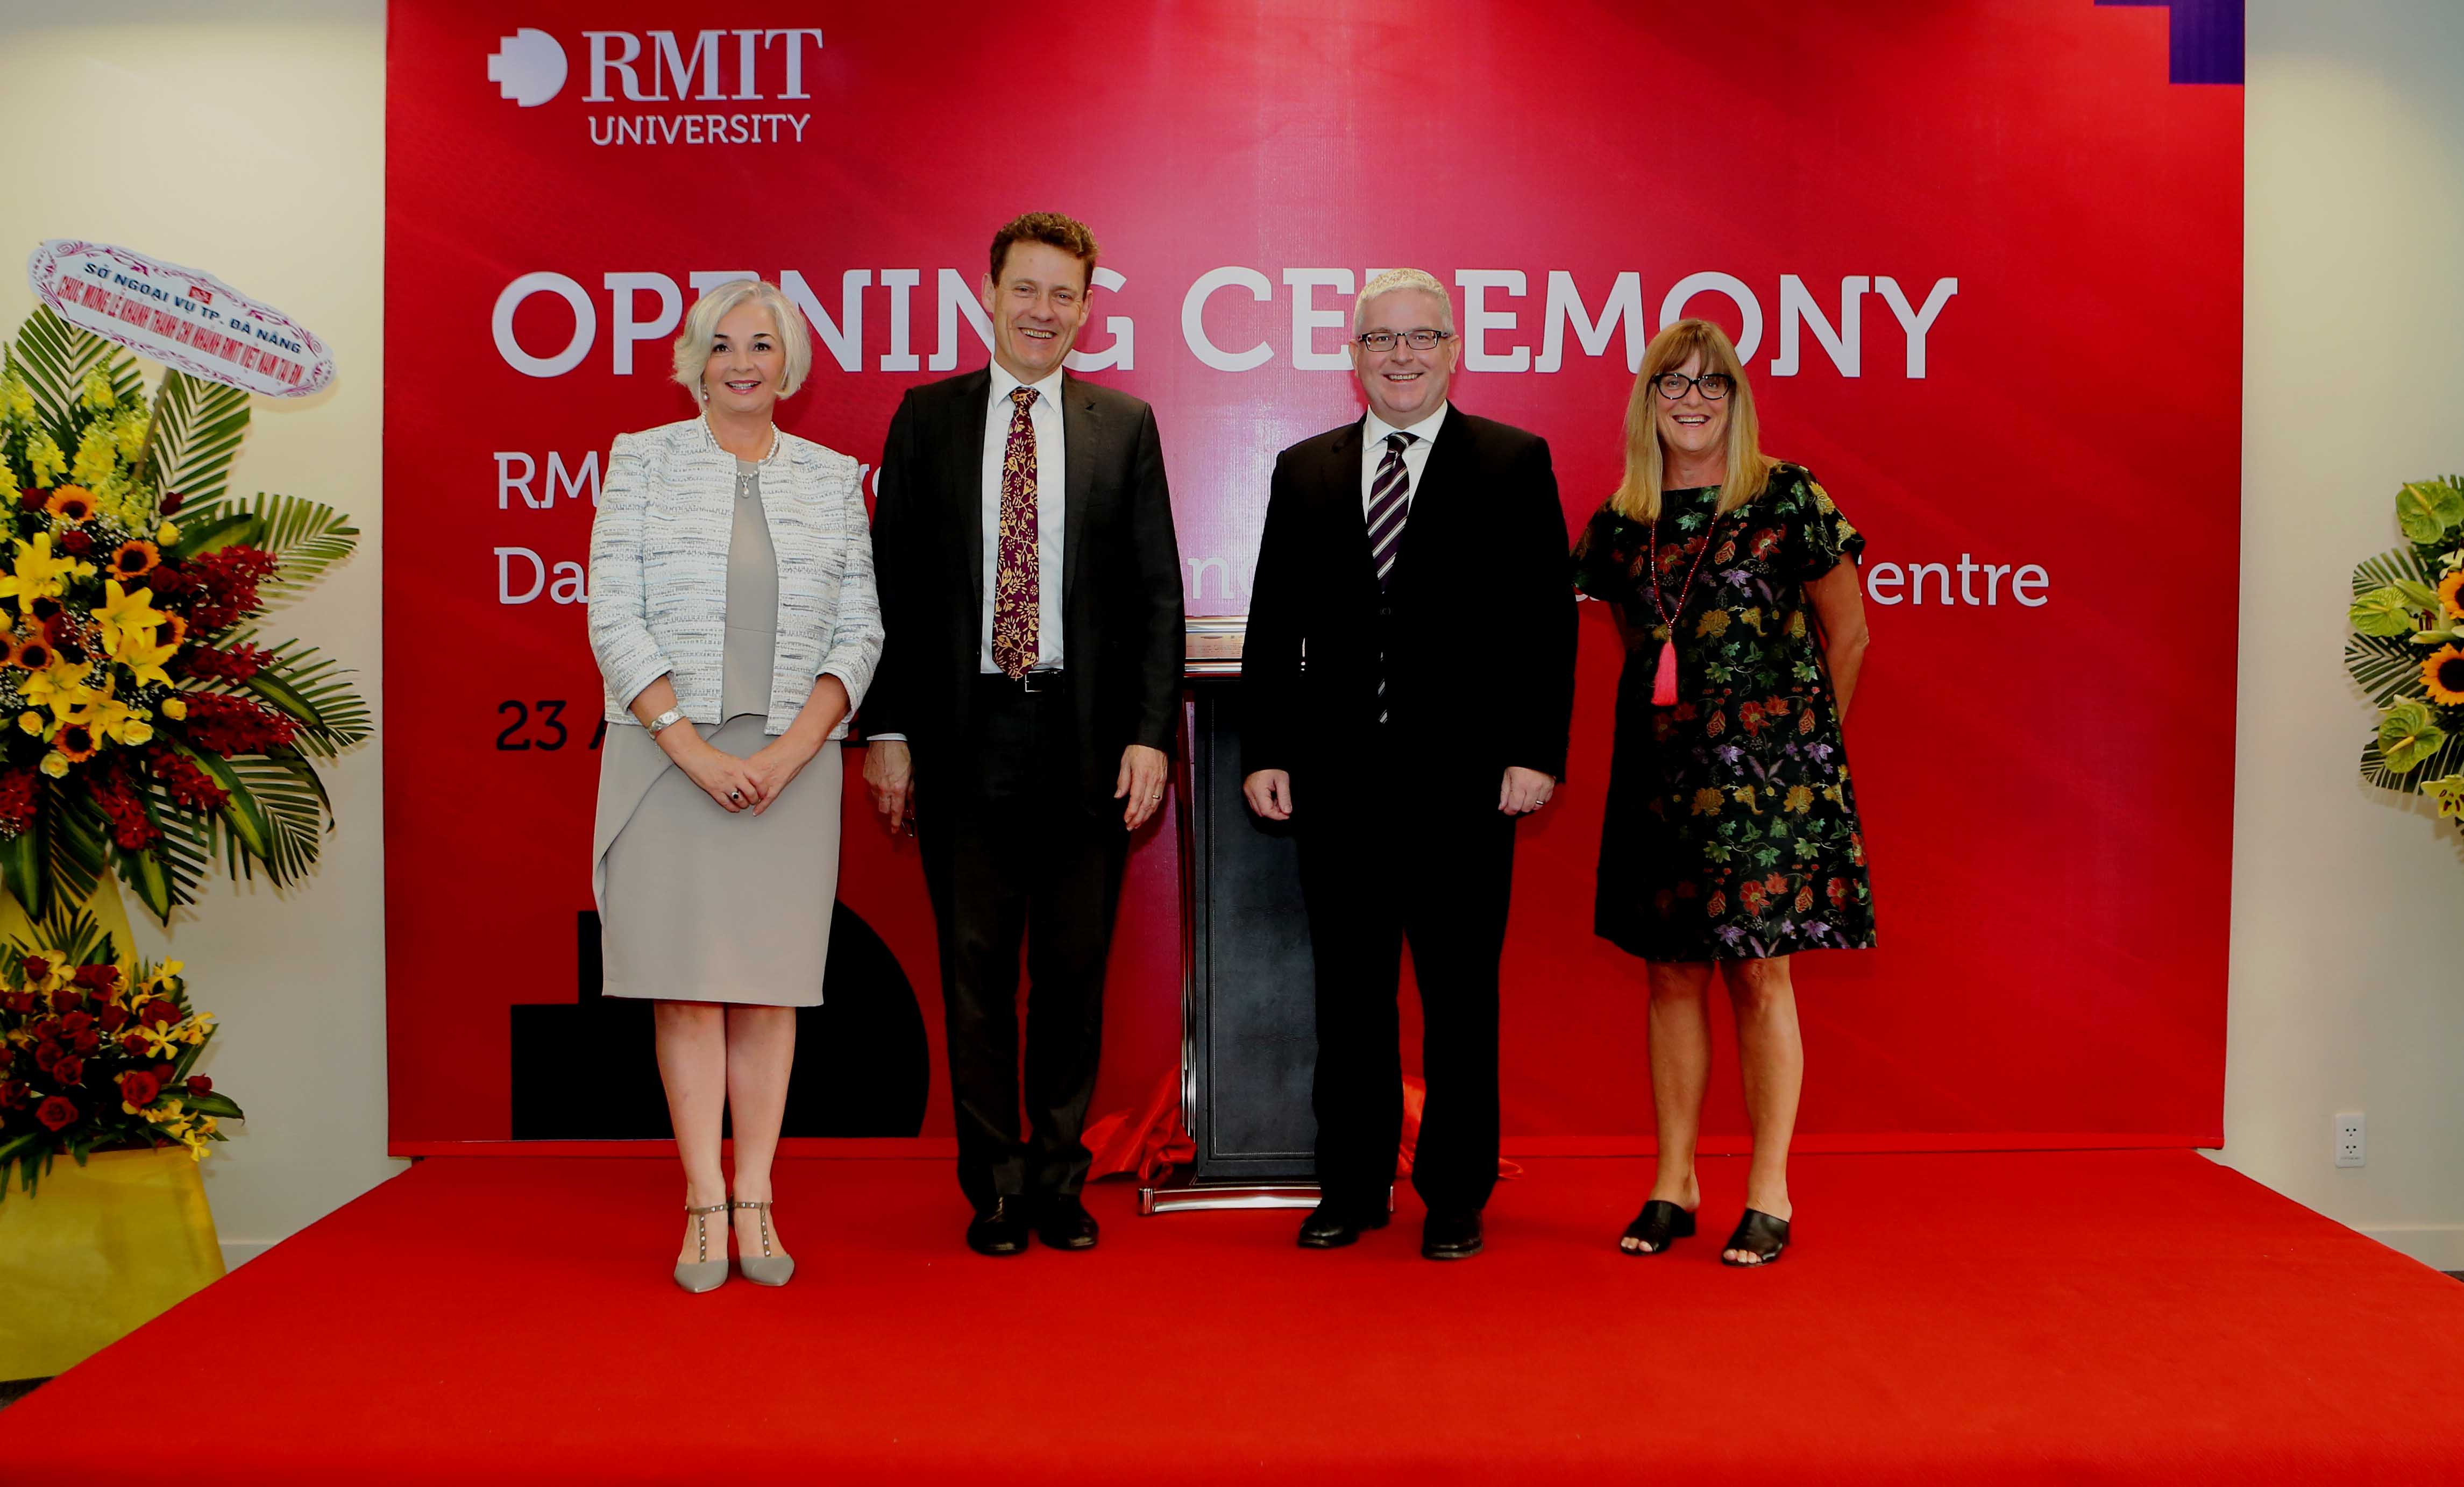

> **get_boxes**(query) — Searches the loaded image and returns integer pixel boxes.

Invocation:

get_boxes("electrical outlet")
[2334,1113,2366,1169]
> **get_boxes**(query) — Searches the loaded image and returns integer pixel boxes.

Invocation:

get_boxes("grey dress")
[591,460,841,1006]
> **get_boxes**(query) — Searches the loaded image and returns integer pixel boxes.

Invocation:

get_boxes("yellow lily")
[0,532,95,604]
[112,628,179,690]
[34,668,107,728]
[91,580,165,658]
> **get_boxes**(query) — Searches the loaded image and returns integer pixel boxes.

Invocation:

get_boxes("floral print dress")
[1572,464,1876,961]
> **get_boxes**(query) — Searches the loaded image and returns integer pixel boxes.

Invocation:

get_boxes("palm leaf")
[2346,632,2429,705]
[9,307,142,450]
[224,753,330,883]
[189,750,330,887]
[210,634,372,756]
[232,492,357,601]
[146,369,251,507]
[2360,730,2464,791]
[2351,546,2438,597]
[45,787,109,915]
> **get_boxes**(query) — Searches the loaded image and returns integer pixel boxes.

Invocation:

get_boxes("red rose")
[57,528,92,556]
[152,1062,174,1084]
[159,489,184,515]
[49,985,84,1013]
[0,1078,27,1109]
[16,488,46,512]
[72,963,118,992]
[119,1031,148,1055]
[34,1096,77,1131]
[32,1041,61,1072]
[0,1044,11,1070]
[52,1056,83,1086]
[142,999,179,1029]
[20,955,49,981]
[119,1070,160,1107]
[97,1003,128,1031]
[0,990,31,1014]
[59,1010,91,1036]
[185,1075,212,1095]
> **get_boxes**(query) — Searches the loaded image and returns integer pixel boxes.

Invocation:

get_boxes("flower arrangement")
[0,904,240,1194]
[0,307,367,921]
[2346,475,2464,829]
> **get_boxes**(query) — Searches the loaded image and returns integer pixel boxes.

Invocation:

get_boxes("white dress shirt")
[1359,401,1448,520]
[981,363,1066,672]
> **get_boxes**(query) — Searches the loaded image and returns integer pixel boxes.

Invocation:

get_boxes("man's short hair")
[989,212,1100,292]
[1353,267,1455,334]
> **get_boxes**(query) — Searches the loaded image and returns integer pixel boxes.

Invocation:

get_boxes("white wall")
[2,2,2456,1268]
[2226,0,2464,1268]
[0,2,399,1264]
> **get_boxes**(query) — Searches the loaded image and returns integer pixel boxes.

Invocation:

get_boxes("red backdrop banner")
[383,2,2239,1150]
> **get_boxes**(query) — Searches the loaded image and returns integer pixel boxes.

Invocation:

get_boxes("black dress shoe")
[1296,1201,1391,1249]
[1421,1210,1483,1261]
[1033,1193,1099,1251]
[965,1196,1032,1257]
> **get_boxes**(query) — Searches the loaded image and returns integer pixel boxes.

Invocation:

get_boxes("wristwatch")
[645,707,688,737]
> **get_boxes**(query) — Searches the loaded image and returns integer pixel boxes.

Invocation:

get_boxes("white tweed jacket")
[587,417,882,738]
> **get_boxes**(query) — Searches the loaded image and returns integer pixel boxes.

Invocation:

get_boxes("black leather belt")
[978,669,1068,695]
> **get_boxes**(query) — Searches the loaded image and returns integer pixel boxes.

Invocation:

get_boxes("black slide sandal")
[1620,1199,1698,1255]
[1720,1208,1791,1267]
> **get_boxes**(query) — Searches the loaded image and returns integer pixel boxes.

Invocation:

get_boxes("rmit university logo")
[487,26,826,147]
[488,29,569,108]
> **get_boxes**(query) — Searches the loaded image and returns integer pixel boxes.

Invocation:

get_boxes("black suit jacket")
[865,369,1184,808]
[1242,409,1575,802]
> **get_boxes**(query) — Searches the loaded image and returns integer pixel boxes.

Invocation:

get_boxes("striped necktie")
[1366,430,1416,591]
[1366,430,1417,723]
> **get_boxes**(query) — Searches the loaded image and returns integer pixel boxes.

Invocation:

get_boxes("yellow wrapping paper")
[0,879,221,1380]
[0,1145,226,1379]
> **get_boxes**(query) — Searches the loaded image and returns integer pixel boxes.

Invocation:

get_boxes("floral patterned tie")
[992,385,1039,679]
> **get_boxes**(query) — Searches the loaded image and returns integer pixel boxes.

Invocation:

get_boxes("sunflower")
[10,638,51,671]
[52,723,98,762]
[107,540,159,579]
[2425,644,2464,706]
[2441,570,2464,621]
[46,487,95,523]
[0,634,16,668]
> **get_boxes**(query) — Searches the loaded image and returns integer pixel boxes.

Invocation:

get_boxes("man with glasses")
[1240,267,1577,1259]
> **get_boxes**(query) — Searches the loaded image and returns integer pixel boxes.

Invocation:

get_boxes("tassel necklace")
[1643,501,1729,707]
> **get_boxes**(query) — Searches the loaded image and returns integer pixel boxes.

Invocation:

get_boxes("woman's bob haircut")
[1610,318,1775,522]
[671,279,813,402]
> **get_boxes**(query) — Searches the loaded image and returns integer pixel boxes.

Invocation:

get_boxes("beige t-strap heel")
[732,1199,795,1286]
[674,1202,732,1293]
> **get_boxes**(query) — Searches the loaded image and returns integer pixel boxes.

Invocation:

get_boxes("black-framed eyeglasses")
[1354,329,1455,353]
[1653,371,1733,401]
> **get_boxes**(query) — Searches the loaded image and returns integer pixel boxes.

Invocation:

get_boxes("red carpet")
[12,1151,2462,1483]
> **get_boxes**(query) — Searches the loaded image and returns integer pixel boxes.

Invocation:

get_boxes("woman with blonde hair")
[1571,317,1874,1267]
[587,279,880,1291]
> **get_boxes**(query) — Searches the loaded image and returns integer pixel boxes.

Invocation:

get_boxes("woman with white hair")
[587,279,880,1291]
